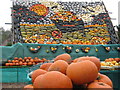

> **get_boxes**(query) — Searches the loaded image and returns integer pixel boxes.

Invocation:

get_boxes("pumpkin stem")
[98,82,105,86]
[96,75,101,80]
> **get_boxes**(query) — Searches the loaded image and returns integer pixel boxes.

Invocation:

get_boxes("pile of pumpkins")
[24,53,113,89]
[101,58,120,67]
[5,57,49,66]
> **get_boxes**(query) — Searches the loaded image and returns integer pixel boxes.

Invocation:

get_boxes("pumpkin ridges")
[33,71,73,88]
[96,73,113,87]
[54,53,71,64]
[76,56,101,71]
[66,60,98,85]
[33,75,44,88]
[87,82,112,89]
[40,63,53,71]
[31,69,47,83]
[48,60,69,74]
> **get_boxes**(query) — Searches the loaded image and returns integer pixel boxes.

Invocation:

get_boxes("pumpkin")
[33,75,44,88]
[52,41,57,44]
[15,60,19,63]
[22,59,25,62]
[24,84,34,89]
[31,69,47,83]
[73,58,80,63]
[114,58,119,62]
[87,82,112,89]
[40,63,53,71]
[15,63,19,66]
[76,56,101,71]
[23,62,27,66]
[33,71,73,88]
[33,62,36,65]
[26,59,29,62]
[38,41,44,44]
[19,58,22,61]
[12,63,15,66]
[28,62,33,66]
[46,41,52,44]
[54,53,71,64]
[14,57,18,60]
[8,60,11,63]
[12,60,15,63]
[24,57,27,60]
[19,62,23,66]
[28,57,32,60]
[5,63,9,66]
[95,73,113,87]
[48,60,68,74]
[34,57,38,60]
[66,60,98,85]
[30,59,34,62]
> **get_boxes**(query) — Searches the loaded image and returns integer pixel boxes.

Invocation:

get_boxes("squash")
[66,60,98,85]
[33,71,73,88]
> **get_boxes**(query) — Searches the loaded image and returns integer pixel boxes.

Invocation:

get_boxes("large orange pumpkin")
[31,69,47,83]
[54,53,71,64]
[33,71,73,88]
[87,82,112,89]
[33,75,43,88]
[24,84,34,89]
[40,63,53,71]
[76,56,101,71]
[66,60,98,85]
[48,60,68,74]
[95,73,113,87]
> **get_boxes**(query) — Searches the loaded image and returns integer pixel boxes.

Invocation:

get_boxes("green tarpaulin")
[0,43,120,61]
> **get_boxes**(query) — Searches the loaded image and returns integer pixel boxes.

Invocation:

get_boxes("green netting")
[97,44,119,60]
[1,43,24,60]
[0,43,119,61]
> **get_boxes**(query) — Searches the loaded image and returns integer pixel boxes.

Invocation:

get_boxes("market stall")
[1,0,120,89]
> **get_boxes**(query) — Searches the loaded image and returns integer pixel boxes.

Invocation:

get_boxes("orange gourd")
[31,69,47,83]
[33,71,73,88]
[24,57,27,60]
[54,53,71,64]
[19,58,22,61]
[95,73,113,87]
[87,82,112,89]
[14,57,18,60]
[46,41,52,44]
[48,60,68,74]
[76,56,101,71]
[66,60,98,85]
[40,63,53,71]
[5,63,9,66]
[8,60,11,63]
[27,57,32,60]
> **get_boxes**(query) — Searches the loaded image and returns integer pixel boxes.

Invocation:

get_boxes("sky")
[0,0,119,30]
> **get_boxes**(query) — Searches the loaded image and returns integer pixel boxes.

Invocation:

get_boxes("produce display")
[12,0,118,44]
[5,57,49,66]
[101,58,120,69]
[23,53,113,89]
